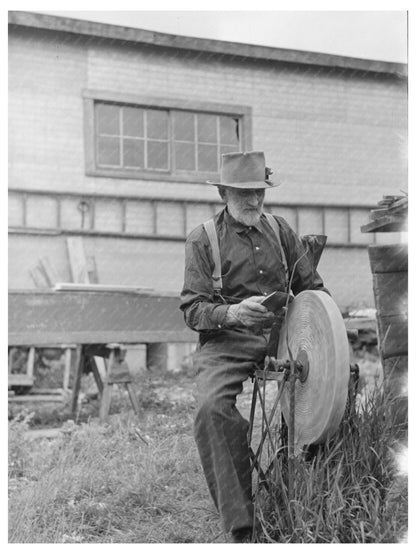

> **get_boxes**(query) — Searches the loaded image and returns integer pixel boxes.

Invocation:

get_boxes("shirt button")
[263,292,268,296]
[217,324,222,329]
[255,246,260,251]
[259,270,264,274]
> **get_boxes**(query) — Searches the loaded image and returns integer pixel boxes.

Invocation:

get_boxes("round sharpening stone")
[277,290,350,454]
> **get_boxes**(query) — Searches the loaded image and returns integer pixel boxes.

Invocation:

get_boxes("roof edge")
[8,11,407,76]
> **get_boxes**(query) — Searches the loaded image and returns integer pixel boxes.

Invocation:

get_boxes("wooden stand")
[71,343,140,423]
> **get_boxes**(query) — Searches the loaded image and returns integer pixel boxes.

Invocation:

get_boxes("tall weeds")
[255,386,408,543]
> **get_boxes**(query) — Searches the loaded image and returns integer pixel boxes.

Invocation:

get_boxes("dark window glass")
[198,144,218,172]
[97,136,120,166]
[197,114,217,143]
[174,142,195,171]
[123,107,144,137]
[220,116,239,145]
[123,138,144,168]
[96,104,119,135]
[147,110,169,140]
[147,141,169,170]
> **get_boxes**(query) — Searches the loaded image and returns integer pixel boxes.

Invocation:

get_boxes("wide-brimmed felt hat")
[207,151,280,189]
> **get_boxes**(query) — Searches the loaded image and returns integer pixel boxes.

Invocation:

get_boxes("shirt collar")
[223,207,264,234]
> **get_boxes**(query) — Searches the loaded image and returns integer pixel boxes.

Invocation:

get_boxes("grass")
[8,357,408,543]
[254,385,408,543]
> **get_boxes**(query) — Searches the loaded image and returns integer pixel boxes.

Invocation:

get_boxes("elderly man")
[180,151,328,542]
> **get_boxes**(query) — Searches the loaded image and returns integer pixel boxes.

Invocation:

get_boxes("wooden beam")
[373,272,407,318]
[9,290,197,346]
[29,266,49,288]
[70,346,84,414]
[66,237,89,283]
[8,374,34,387]
[378,316,408,359]
[368,244,408,273]
[361,215,407,233]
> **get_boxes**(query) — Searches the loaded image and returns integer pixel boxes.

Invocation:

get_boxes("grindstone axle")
[263,355,359,384]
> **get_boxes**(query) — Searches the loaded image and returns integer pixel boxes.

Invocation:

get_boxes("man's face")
[225,187,266,226]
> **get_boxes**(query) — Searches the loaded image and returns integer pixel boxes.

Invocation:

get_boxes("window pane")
[198,144,218,172]
[123,107,144,137]
[220,116,239,145]
[123,138,144,168]
[147,109,169,140]
[174,142,195,170]
[97,136,120,166]
[197,114,217,143]
[96,104,119,135]
[147,141,169,170]
[173,112,195,141]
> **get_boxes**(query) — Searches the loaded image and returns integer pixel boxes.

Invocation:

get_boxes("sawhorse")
[71,343,140,422]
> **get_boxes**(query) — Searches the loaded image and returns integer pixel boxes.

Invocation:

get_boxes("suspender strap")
[264,213,289,288]
[203,213,290,293]
[203,218,223,292]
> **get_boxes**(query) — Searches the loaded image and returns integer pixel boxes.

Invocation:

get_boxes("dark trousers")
[193,329,268,534]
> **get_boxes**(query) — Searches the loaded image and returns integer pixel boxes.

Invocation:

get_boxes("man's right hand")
[225,296,275,329]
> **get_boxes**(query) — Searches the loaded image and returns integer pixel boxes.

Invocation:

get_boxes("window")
[84,91,252,182]
[95,104,169,171]
[172,111,240,173]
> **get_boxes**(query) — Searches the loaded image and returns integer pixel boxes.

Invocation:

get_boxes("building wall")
[8,233,375,310]
[8,25,407,309]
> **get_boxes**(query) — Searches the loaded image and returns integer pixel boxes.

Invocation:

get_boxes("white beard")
[225,188,265,227]
[229,207,262,227]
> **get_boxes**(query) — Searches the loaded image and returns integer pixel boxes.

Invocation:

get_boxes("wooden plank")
[27,346,35,378]
[9,291,197,346]
[373,272,408,317]
[66,237,89,283]
[27,388,65,395]
[9,329,196,346]
[54,283,153,293]
[39,257,61,286]
[368,244,408,273]
[86,256,99,284]
[87,356,104,394]
[9,394,64,403]
[99,351,113,423]
[8,347,17,373]
[8,374,34,387]
[63,348,72,390]
[361,215,407,233]
[71,346,83,414]
[126,382,140,415]
[30,266,49,288]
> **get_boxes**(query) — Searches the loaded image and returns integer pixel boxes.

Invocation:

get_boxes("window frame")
[83,90,252,183]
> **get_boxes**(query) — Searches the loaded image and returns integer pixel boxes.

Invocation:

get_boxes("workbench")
[8,289,196,419]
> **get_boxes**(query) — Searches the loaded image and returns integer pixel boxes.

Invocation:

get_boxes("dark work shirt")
[180,207,328,332]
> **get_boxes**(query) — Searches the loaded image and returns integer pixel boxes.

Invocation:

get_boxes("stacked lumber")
[361,194,408,233]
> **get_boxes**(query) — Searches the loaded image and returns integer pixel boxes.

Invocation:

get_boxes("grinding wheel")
[277,290,350,454]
